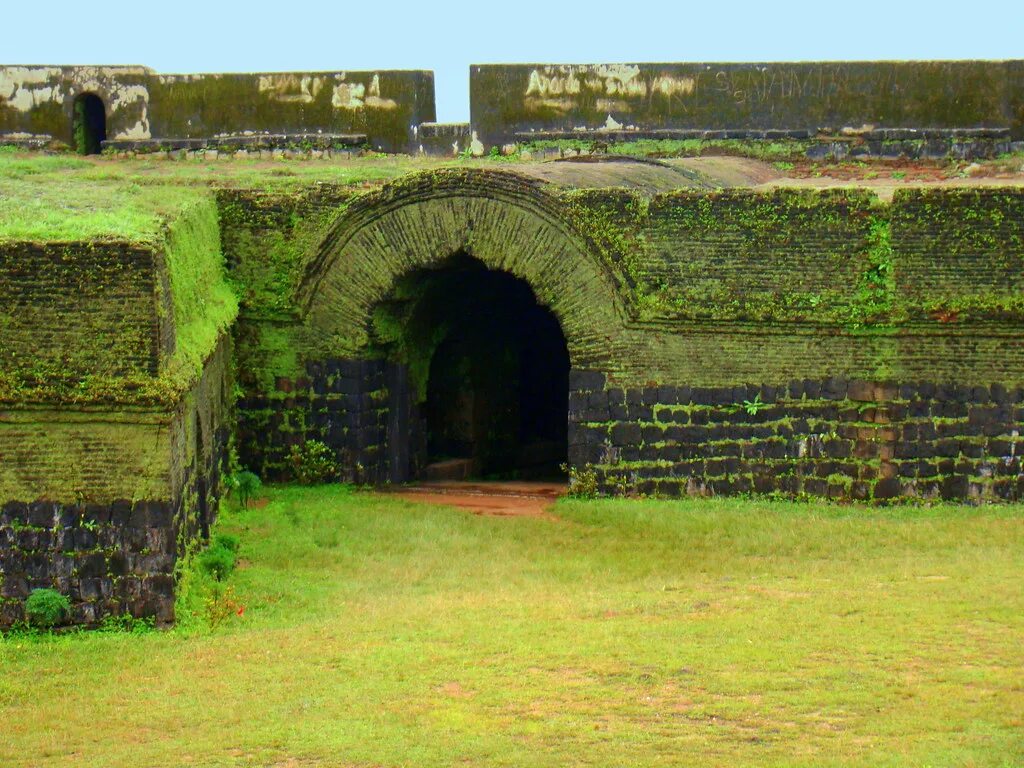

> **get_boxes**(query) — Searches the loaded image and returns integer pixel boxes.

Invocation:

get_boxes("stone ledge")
[102,132,367,153]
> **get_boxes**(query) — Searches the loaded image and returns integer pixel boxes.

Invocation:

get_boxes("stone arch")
[298,167,627,370]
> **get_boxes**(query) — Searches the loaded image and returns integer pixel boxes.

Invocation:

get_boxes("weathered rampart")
[0,66,436,152]
[0,198,236,626]
[217,167,1024,505]
[2,57,1024,625]
[3,60,1023,158]
[471,61,1024,154]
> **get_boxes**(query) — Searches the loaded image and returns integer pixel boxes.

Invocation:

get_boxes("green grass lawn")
[1,487,1022,767]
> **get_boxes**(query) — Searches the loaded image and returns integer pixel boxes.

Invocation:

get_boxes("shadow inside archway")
[373,252,569,481]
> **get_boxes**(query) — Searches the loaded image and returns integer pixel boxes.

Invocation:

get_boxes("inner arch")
[374,252,569,480]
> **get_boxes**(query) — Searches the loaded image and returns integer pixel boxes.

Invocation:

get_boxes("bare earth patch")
[388,480,565,517]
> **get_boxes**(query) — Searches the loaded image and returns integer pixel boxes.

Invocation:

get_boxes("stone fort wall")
[0,66,436,153]
[3,58,1024,627]
[3,60,1023,157]
[0,200,236,627]
[3,168,1023,628]
[220,171,1024,504]
[471,61,1024,146]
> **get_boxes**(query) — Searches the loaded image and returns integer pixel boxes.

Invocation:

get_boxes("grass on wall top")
[0,148,448,244]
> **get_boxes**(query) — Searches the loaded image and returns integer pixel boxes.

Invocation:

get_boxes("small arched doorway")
[72,93,106,155]
[374,253,570,480]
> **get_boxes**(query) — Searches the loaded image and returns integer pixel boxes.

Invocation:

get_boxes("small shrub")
[225,470,261,508]
[288,440,339,484]
[213,533,240,553]
[98,613,156,634]
[25,588,71,628]
[562,463,598,499]
[204,584,245,629]
[198,544,236,581]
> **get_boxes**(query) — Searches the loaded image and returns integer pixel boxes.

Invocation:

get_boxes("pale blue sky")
[6,0,1022,122]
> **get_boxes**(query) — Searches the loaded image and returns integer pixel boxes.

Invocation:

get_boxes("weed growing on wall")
[743,393,765,415]
[848,218,896,327]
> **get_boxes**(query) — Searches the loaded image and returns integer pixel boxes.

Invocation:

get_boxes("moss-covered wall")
[567,372,1024,503]
[147,71,435,152]
[0,197,237,407]
[0,409,173,502]
[0,66,435,152]
[0,65,152,144]
[560,186,1024,328]
[0,241,166,385]
[167,334,234,554]
[0,333,233,627]
[471,61,1024,147]
[217,185,358,318]
[219,169,1024,503]
[0,196,236,627]
[892,188,1024,320]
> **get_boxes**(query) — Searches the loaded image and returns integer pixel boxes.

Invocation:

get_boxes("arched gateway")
[299,168,627,365]
[285,168,627,483]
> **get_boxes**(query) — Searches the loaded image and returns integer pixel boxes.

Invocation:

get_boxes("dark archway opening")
[374,253,569,480]
[72,93,106,155]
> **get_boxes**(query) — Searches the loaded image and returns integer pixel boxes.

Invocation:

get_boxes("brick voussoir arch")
[297,167,627,368]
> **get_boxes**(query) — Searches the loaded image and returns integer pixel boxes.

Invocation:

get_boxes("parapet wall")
[0,66,436,152]
[471,61,1024,147]
[3,60,1023,157]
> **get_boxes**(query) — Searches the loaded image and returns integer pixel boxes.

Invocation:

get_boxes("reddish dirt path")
[387,481,566,517]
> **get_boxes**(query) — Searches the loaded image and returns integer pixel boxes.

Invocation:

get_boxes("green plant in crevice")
[848,217,896,328]
[561,462,598,499]
[24,588,71,629]
[743,393,765,416]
